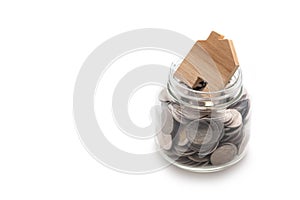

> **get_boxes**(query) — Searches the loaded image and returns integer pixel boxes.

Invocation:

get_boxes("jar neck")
[167,62,243,109]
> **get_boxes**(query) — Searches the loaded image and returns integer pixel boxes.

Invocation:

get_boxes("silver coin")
[160,107,174,135]
[161,149,174,156]
[200,161,211,166]
[157,132,172,150]
[173,144,188,152]
[170,118,180,138]
[235,89,248,101]
[173,144,195,156]
[184,160,199,166]
[223,109,234,125]
[186,142,202,152]
[169,103,210,121]
[187,139,219,156]
[185,119,222,146]
[215,109,234,126]
[221,125,243,145]
[210,143,238,166]
[174,156,192,164]
[230,98,250,121]
[158,88,170,102]
[176,127,189,146]
[224,125,242,138]
[226,109,242,128]
[198,141,220,157]
[228,129,244,146]
[180,106,210,120]
[167,103,190,124]
[188,153,210,163]
[187,162,203,167]
[239,100,250,120]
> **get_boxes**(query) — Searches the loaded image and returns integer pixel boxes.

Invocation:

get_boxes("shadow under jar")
[156,63,251,173]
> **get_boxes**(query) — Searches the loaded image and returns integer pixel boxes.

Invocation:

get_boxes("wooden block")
[173,59,204,88]
[174,31,239,92]
[198,31,239,87]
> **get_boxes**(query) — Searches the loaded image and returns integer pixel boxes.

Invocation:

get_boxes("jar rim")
[167,61,243,108]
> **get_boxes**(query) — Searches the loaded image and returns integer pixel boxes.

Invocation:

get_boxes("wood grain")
[174,31,239,92]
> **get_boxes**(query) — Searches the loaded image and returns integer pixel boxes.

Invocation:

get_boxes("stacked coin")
[157,88,251,167]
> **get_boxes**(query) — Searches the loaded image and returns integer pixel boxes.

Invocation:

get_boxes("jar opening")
[167,61,243,108]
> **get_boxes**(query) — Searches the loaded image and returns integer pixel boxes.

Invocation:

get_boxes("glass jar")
[156,62,251,172]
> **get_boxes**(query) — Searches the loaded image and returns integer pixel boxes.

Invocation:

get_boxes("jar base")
[159,148,247,173]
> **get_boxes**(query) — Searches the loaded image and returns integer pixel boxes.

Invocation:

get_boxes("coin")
[173,144,195,156]
[184,160,199,166]
[224,125,242,138]
[187,162,203,167]
[221,125,243,145]
[222,109,234,125]
[159,88,170,102]
[174,156,192,164]
[188,153,210,163]
[185,119,222,145]
[225,109,242,128]
[175,126,189,146]
[168,103,190,124]
[227,129,244,146]
[161,149,174,156]
[239,100,250,119]
[180,106,210,120]
[202,161,211,166]
[170,119,180,138]
[210,143,238,166]
[169,102,210,120]
[187,139,219,156]
[230,98,250,121]
[160,107,174,135]
[198,141,219,157]
[157,132,172,150]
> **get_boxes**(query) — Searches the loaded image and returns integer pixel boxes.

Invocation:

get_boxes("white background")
[1,0,300,199]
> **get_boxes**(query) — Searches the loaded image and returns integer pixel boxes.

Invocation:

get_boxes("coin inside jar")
[167,103,190,124]
[185,118,222,145]
[188,153,210,163]
[157,132,172,150]
[229,98,250,121]
[175,126,189,146]
[210,143,238,166]
[158,88,170,102]
[225,109,242,128]
[161,108,174,134]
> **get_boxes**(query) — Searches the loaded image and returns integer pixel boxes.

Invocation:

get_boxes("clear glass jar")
[156,62,251,172]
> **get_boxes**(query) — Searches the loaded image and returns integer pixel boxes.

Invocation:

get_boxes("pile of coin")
[157,88,251,167]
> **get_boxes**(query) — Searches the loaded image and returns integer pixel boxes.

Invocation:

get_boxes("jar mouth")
[167,61,243,108]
